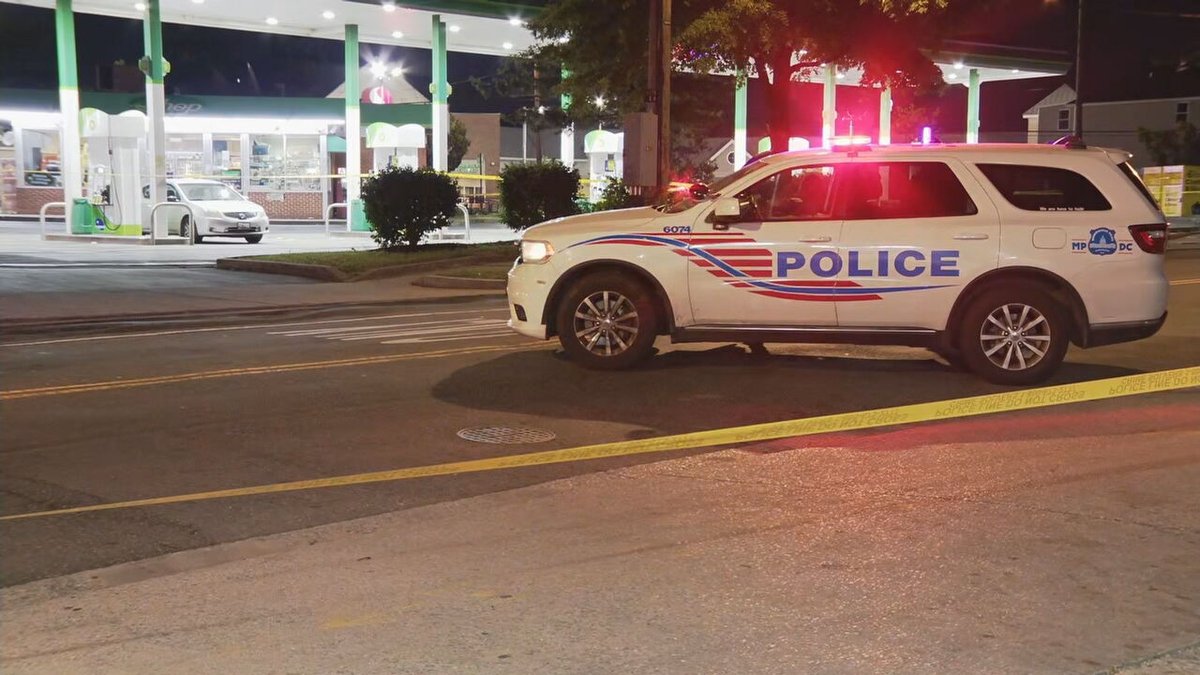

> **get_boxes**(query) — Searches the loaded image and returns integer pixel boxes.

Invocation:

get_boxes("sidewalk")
[2,428,1198,674]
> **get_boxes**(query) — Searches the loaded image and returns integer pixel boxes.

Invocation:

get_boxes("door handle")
[953,233,990,241]
[797,236,832,243]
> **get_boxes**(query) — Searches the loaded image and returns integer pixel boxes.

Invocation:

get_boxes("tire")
[180,216,203,243]
[958,284,1069,385]
[555,272,659,370]
[244,234,263,244]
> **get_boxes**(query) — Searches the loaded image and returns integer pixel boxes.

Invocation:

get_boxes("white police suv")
[507,142,1168,384]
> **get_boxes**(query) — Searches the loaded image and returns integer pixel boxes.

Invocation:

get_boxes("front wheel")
[555,272,659,370]
[244,234,263,244]
[958,284,1069,386]
[180,216,203,243]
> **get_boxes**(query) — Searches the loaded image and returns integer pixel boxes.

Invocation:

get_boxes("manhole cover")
[457,426,557,444]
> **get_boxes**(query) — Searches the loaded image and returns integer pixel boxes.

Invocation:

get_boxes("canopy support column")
[143,0,167,237]
[879,87,892,146]
[345,24,368,231]
[431,15,449,172]
[967,68,981,144]
[55,0,81,233]
[560,68,574,169]
[733,71,747,169]
[822,65,836,148]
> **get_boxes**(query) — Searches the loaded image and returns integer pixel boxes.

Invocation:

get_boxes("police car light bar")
[830,135,872,148]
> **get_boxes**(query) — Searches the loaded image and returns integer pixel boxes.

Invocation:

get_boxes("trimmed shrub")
[361,166,459,250]
[595,177,634,211]
[499,161,581,230]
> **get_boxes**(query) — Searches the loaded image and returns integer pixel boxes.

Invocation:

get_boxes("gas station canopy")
[12,0,544,56]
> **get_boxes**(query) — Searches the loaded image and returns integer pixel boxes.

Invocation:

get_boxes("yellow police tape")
[2,366,1196,521]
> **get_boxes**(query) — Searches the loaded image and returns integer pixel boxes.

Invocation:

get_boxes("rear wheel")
[245,234,263,244]
[958,284,1069,385]
[555,272,659,370]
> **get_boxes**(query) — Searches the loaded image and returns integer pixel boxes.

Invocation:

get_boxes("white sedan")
[142,179,269,243]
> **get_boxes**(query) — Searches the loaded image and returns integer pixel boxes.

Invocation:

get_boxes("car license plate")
[237,221,248,229]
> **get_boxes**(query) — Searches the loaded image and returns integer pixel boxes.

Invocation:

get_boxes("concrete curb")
[216,258,348,282]
[216,254,514,283]
[413,275,507,290]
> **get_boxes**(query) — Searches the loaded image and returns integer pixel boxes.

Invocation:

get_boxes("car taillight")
[1128,223,1167,254]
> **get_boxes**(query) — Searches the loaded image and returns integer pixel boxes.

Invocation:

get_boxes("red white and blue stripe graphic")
[570,233,949,302]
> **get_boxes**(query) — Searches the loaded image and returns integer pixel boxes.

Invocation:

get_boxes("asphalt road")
[1,253,1198,588]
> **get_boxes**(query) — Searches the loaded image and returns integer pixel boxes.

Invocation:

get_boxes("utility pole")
[658,0,671,190]
[1073,0,1084,138]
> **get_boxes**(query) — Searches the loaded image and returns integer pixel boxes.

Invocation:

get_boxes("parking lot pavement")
[0,219,517,266]
[2,415,1197,674]
[0,219,513,325]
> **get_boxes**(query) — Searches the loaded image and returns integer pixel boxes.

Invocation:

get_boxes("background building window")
[1177,102,1190,124]
[1057,108,1071,132]
[21,128,61,187]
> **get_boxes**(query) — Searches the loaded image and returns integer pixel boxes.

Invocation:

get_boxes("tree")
[360,166,459,250]
[529,0,981,157]
[1139,123,1200,166]
[448,115,470,172]
[675,0,976,152]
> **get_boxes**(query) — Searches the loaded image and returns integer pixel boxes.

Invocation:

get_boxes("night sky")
[1,0,1196,135]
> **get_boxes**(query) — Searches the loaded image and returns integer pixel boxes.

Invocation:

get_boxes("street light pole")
[1073,0,1084,138]
[658,0,671,191]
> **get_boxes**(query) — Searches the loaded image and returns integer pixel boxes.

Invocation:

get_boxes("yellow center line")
[0,343,544,401]
[1170,278,1200,286]
[2,365,1197,522]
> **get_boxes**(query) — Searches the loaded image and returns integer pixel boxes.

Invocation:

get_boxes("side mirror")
[167,193,179,202]
[711,197,741,230]
[689,182,709,200]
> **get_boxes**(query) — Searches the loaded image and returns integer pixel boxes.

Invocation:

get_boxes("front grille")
[224,211,255,220]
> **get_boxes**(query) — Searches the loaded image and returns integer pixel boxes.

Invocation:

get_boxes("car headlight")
[521,240,554,264]
[205,207,224,217]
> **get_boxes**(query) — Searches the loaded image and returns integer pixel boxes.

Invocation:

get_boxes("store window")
[21,129,61,187]
[249,134,285,191]
[212,135,243,190]
[284,135,320,192]
[165,134,204,179]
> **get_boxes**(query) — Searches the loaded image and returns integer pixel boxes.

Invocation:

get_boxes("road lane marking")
[1170,278,1200,286]
[0,343,542,401]
[2,366,1196,521]
[0,307,509,348]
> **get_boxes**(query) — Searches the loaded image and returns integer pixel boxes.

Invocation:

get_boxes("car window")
[179,183,243,201]
[141,185,180,201]
[976,163,1111,212]
[842,162,978,220]
[735,165,837,221]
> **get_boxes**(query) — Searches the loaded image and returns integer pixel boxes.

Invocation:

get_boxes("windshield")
[660,157,769,213]
[179,183,243,201]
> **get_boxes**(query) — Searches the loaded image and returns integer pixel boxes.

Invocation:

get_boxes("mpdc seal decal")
[1087,227,1118,256]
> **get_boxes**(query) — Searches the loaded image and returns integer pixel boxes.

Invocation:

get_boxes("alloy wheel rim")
[573,290,639,357]
[979,303,1052,371]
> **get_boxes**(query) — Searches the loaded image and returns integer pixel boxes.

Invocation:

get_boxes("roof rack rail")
[1050,135,1087,149]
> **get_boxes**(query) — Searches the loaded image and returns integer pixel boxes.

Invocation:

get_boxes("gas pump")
[79,108,146,236]
[583,130,623,203]
[365,122,426,171]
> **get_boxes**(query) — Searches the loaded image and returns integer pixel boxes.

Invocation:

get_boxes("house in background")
[1024,85,1199,168]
